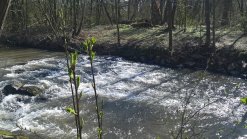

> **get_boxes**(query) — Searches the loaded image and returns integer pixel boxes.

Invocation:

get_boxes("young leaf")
[99,111,104,118]
[97,128,102,137]
[79,91,83,100]
[76,76,81,89]
[68,68,74,79]
[91,37,96,44]
[236,83,240,89]
[91,52,96,60]
[80,117,85,128]
[71,52,78,66]
[83,42,88,52]
[65,107,77,115]
[240,97,247,105]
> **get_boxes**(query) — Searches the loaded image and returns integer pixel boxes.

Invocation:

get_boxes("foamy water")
[0,53,247,138]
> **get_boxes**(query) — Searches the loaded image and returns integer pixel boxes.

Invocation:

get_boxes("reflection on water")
[0,47,247,138]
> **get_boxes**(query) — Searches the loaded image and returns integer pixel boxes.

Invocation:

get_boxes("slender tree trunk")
[117,0,121,21]
[160,0,165,20]
[96,0,101,25]
[167,0,173,53]
[151,0,162,25]
[130,0,139,20]
[237,0,244,16]
[128,0,131,20]
[25,0,28,33]
[163,0,169,24]
[72,0,77,36]
[221,0,232,26]
[75,0,86,36]
[53,0,57,23]
[205,0,211,46]
[240,0,244,16]
[184,0,187,32]
[89,0,93,26]
[115,0,120,47]
[171,0,177,28]
[212,0,216,48]
[0,0,12,36]
[102,0,113,25]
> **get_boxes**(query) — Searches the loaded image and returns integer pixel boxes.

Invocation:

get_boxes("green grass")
[0,130,29,139]
[79,24,247,51]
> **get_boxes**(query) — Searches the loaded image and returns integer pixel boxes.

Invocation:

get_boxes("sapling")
[83,37,104,139]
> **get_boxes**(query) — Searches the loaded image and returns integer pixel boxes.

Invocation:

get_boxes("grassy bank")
[0,130,29,139]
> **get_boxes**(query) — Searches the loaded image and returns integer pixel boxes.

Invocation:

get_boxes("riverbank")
[0,25,247,78]
[0,130,29,139]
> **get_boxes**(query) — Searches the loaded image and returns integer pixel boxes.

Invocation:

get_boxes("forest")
[0,0,247,139]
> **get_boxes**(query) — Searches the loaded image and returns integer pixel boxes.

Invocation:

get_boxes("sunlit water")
[0,47,247,139]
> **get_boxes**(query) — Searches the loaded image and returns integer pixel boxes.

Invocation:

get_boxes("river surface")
[0,47,247,139]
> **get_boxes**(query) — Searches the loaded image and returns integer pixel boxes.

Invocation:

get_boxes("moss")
[0,130,13,136]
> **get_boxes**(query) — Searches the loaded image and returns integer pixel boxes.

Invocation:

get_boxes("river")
[0,47,247,139]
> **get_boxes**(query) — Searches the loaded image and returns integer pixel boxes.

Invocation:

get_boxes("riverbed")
[0,47,247,139]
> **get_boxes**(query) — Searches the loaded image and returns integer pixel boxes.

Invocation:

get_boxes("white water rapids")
[0,47,247,138]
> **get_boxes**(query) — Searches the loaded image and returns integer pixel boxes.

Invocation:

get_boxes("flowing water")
[0,47,247,139]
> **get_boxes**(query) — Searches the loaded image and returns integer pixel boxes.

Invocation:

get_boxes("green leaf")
[97,128,102,137]
[72,52,78,65]
[91,37,96,44]
[80,117,85,128]
[68,68,74,79]
[91,51,96,60]
[79,91,83,100]
[65,107,77,115]
[236,83,240,88]
[76,76,80,89]
[83,42,88,52]
[240,97,247,105]
[89,44,93,51]
[233,120,240,125]
[99,111,104,118]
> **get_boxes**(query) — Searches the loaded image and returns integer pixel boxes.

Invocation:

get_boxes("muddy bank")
[0,34,246,79]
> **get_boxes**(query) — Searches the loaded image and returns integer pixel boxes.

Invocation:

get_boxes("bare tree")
[0,0,12,35]
[205,0,211,46]
[115,0,120,47]
[221,0,232,26]
[151,0,162,25]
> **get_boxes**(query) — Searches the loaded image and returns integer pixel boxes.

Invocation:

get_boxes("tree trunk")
[205,0,211,46]
[72,0,77,36]
[184,0,187,32]
[163,0,169,24]
[212,0,216,48]
[75,0,86,36]
[117,0,121,22]
[128,0,132,20]
[221,0,232,26]
[96,0,100,25]
[167,0,173,52]
[237,0,244,16]
[0,0,11,35]
[130,0,139,20]
[151,0,162,25]
[102,0,113,25]
[115,0,120,47]
[171,0,177,28]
